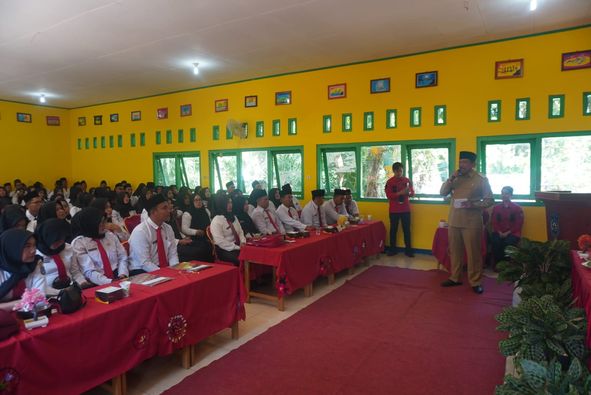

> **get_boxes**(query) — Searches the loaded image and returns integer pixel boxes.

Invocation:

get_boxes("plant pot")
[15,306,52,321]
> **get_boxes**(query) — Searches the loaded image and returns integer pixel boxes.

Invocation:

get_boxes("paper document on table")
[141,276,172,286]
[453,198,467,208]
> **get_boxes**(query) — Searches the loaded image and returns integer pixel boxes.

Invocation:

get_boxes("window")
[318,139,453,200]
[210,147,304,196]
[479,132,591,199]
[154,152,200,189]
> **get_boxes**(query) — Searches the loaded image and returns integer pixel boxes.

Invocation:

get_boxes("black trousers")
[215,247,241,266]
[491,232,520,263]
[389,212,412,253]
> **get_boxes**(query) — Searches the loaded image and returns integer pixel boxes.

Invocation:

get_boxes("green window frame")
[85,138,89,149]
[488,100,501,122]
[209,146,304,197]
[386,109,397,129]
[256,121,264,137]
[342,113,352,132]
[130,133,136,147]
[515,97,530,120]
[117,135,123,148]
[190,128,196,142]
[434,105,446,126]
[166,130,172,144]
[178,129,184,143]
[77,138,81,150]
[109,135,114,148]
[288,118,297,135]
[153,151,200,188]
[213,125,220,141]
[100,136,106,149]
[323,115,332,133]
[226,124,233,140]
[548,95,565,118]
[93,137,97,149]
[155,131,161,144]
[584,92,591,116]
[410,107,421,127]
[317,138,455,201]
[140,132,145,146]
[272,120,280,136]
[363,112,374,131]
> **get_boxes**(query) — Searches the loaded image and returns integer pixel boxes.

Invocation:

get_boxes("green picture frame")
[342,113,352,132]
[583,92,591,116]
[386,109,397,129]
[85,138,89,149]
[213,125,220,141]
[434,105,446,126]
[100,136,106,149]
[288,118,297,135]
[190,128,196,142]
[515,97,530,120]
[117,135,123,148]
[166,130,172,144]
[155,131,161,145]
[272,119,280,136]
[488,100,501,122]
[178,129,184,143]
[548,94,565,118]
[140,132,146,146]
[130,133,136,147]
[323,115,332,133]
[109,135,114,148]
[77,138,81,150]
[410,107,421,127]
[363,112,374,131]
[256,121,264,137]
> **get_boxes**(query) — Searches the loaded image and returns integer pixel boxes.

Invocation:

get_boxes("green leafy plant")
[496,295,587,363]
[496,358,591,395]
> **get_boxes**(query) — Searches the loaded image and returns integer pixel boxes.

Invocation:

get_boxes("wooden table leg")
[101,373,126,395]
[327,273,335,285]
[231,321,239,339]
[277,295,285,311]
[181,345,192,369]
[244,261,251,303]
[304,283,313,297]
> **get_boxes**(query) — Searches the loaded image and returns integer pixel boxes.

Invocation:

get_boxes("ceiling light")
[529,0,537,11]
[193,63,200,75]
[39,94,46,103]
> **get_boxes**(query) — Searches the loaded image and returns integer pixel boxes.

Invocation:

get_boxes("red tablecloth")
[238,221,386,295]
[570,250,591,369]
[0,263,245,395]
[431,227,487,272]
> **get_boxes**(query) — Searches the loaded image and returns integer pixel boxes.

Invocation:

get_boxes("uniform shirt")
[72,232,129,285]
[345,200,360,217]
[210,215,246,252]
[140,208,149,223]
[275,204,307,232]
[0,263,46,302]
[323,199,348,225]
[181,209,211,236]
[70,206,81,218]
[38,244,86,296]
[491,201,524,237]
[25,209,37,233]
[440,169,494,229]
[129,218,179,272]
[385,176,414,213]
[300,201,327,227]
[251,206,285,235]
[292,196,302,212]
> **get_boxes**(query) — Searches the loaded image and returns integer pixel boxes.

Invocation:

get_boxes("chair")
[205,226,234,266]
[124,214,141,234]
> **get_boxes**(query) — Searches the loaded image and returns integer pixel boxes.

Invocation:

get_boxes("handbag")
[51,282,86,314]
[248,234,284,248]
[0,310,19,341]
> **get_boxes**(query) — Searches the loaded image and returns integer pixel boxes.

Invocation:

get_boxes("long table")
[431,227,487,271]
[570,250,591,369]
[239,221,386,310]
[0,263,245,395]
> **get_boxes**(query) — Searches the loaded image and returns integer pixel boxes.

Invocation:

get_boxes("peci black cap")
[311,189,325,198]
[459,151,477,162]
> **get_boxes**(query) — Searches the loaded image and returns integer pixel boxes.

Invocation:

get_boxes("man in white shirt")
[281,183,302,212]
[276,190,313,232]
[250,189,285,235]
[24,191,42,232]
[128,194,179,274]
[343,189,360,217]
[301,189,327,228]
[323,189,349,225]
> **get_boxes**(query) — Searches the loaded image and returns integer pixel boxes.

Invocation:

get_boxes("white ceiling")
[0,0,590,108]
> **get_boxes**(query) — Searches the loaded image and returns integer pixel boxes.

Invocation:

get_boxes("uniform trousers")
[448,226,483,286]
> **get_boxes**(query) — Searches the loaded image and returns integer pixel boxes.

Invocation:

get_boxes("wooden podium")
[535,191,591,249]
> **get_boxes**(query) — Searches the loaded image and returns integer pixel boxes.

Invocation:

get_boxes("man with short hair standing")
[385,162,414,257]
[440,151,493,294]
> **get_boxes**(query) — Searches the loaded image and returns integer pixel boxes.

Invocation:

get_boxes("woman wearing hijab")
[114,192,135,219]
[35,219,89,295]
[90,198,129,241]
[70,191,93,218]
[37,201,68,225]
[135,188,153,220]
[268,188,281,211]
[198,187,213,212]
[71,207,129,286]
[175,188,192,213]
[180,194,214,262]
[209,194,245,266]
[232,195,259,237]
[0,205,27,234]
[0,229,46,310]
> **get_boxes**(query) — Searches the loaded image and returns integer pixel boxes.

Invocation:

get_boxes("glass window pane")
[272,152,303,193]
[484,143,531,195]
[213,154,237,193]
[241,151,267,194]
[360,145,402,198]
[409,147,449,195]
[541,135,591,192]
[182,156,200,189]
[158,158,176,186]
[321,151,357,192]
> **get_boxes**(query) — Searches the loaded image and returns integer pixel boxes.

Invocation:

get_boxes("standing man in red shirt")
[491,186,524,263]
[385,162,415,257]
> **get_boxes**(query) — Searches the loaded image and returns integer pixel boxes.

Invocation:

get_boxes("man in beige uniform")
[440,151,493,294]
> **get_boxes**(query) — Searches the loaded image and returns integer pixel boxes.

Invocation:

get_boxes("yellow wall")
[2,26,590,250]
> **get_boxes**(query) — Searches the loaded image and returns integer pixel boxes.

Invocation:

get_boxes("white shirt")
[37,244,86,296]
[210,215,246,252]
[0,262,46,302]
[72,232,129,285]
[323,199,349,225]
[128,217,179,272]
[345,200,360,216]
[140,208,149,223]
[181,209,211,237]
[276,204,307,232]
[300,201,327,227]
[292,196,302,212]
[70,206,81,218]
[25,209,37,233]
[251,206,285,235]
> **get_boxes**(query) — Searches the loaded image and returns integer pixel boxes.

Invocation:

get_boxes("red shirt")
[385,176,414,213]
[491,201,524,237]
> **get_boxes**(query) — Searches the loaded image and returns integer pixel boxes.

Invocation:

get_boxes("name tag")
[88,247,97,252]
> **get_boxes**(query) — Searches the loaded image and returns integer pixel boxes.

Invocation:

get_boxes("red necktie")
[52,254,68,280]
[317,206,324,227]
[13,279,26,298]
[93,238,114,279]
[227,220,240,245]
[287,208,294,219]
[156,227,168,268]
[265,210,280,233]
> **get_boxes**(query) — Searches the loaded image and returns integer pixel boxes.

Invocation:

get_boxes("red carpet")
[163,266,512,395]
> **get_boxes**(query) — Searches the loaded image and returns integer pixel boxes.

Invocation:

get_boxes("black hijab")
[213,194,234,222]
[0,229,38,300]
[176,189,192,213]
[186,194,210,232]
[35,219,70,256]
[37,201,59,225]
[114,192,133,218]
[71,207,105,239]
[269,188,281,208]
[0,205,27,234]
[232,196,258,235]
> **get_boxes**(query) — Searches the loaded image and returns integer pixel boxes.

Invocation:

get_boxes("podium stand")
[535,191,591,249]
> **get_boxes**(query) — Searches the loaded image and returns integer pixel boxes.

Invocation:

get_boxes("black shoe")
[472,285,483,294]
[405,251,414,258]
[441,279,462,287]
[387,250,397,256]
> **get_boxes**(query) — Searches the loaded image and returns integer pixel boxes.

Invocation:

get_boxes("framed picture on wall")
[275,91,291,105]
[215,99,228,112]
[157,107,168,119]
[180,104,192,117]
[131,111,141,121]
[78,116,86,126]
[495,59,523,79]
[46,116,60,126]
[370,78,390,94]
[415,71,438,88]
[16,112,32,123]
[94,115,102,125]
[110,113,119,122]
[328,84,346,99]
[561,50,591,71]
[245,95,258,108]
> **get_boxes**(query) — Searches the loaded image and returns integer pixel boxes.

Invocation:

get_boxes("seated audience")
[0,205,27,234]
[268,188,281,211]
[281,184,301,212]
[323,188,349,225]
[114,192,135,219]
[71,207,129,285]
[491,186,524,263]
[276,190,312,232]
[179,194,214,262]
[24,190,43,232]
[343,189,360,217]
[37,201,68,225]
[232,195,259,237]
[70,191,93,218]
[209,194,245,266]
[250,189,285,235]
[91,198,129,241]
[301,189,327,227]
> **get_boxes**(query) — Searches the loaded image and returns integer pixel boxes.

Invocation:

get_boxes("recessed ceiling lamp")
[529,0,537,11]
[39,94,46,103]
[193,62,200,75]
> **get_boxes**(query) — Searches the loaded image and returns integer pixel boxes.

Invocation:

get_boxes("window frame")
[153,151,201,189]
